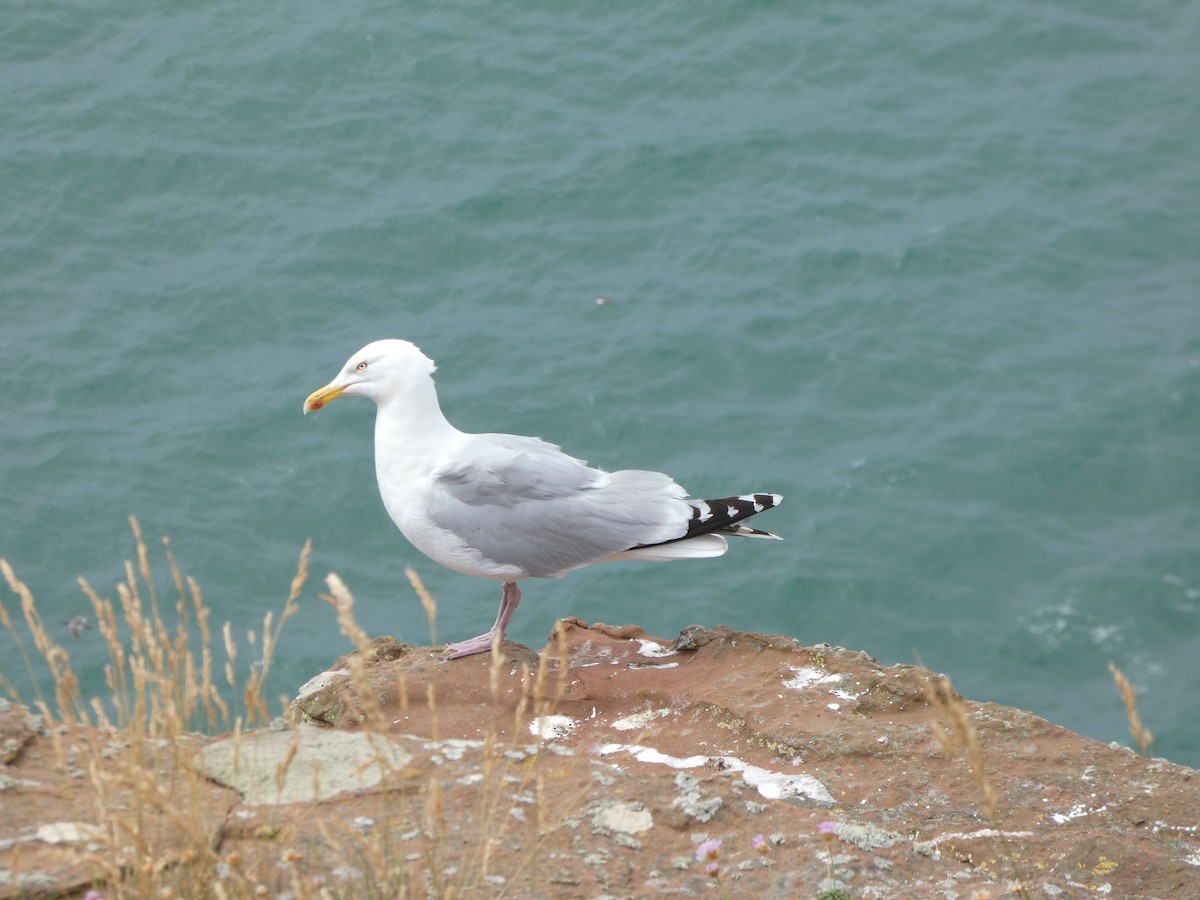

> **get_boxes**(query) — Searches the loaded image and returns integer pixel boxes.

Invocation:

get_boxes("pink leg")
[442,582,522,659]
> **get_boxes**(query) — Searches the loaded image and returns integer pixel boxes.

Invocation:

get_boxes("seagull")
[64,614,90,640]
[303,339,782,659]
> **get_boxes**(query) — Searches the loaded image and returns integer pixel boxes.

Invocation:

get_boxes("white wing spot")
[695,501,712,522]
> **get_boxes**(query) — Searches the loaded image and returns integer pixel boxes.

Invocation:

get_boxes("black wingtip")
[633,491,783,549]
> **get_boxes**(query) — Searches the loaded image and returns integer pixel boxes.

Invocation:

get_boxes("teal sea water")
[3,2,1198,765]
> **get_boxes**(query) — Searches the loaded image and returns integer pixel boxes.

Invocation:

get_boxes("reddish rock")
[1,621,1197,898]
[281,619,1198,898]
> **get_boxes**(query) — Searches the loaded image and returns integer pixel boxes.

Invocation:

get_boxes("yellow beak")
[303,383,346,414]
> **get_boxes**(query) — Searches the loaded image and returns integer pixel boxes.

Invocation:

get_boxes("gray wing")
[427,433,692,578]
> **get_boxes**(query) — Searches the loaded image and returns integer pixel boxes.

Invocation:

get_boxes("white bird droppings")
[597,743,834,805]
[530,715,576,741]
[783,666,841,690]
[612,708,674,731]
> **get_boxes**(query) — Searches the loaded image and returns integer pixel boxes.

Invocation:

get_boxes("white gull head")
[303,339,437,413]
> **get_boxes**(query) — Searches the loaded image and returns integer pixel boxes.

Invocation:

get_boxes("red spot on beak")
[310,399,324,410]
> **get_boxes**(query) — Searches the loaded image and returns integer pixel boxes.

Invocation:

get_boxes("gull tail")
[606,492,783,563]
[679,492,784,542]
[628,491,784,558]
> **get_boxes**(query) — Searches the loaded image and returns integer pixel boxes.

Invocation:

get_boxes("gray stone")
[193,727,411,805]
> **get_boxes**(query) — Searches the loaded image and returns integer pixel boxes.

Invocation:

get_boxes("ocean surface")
[3,1,1198,767]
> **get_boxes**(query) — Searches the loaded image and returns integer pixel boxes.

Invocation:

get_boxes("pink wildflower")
[695,837,722,862]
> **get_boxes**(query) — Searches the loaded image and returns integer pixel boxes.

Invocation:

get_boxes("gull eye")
[355,360,368,372]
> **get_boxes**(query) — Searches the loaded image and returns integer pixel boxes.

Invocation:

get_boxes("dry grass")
[6,523,1169,898]
[0,518,310,897]
[1107,661,1154,757]
[0,519,581,899]
[924,673,1031,900]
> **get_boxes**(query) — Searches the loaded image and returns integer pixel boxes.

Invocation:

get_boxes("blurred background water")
[2,0,1198,765]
